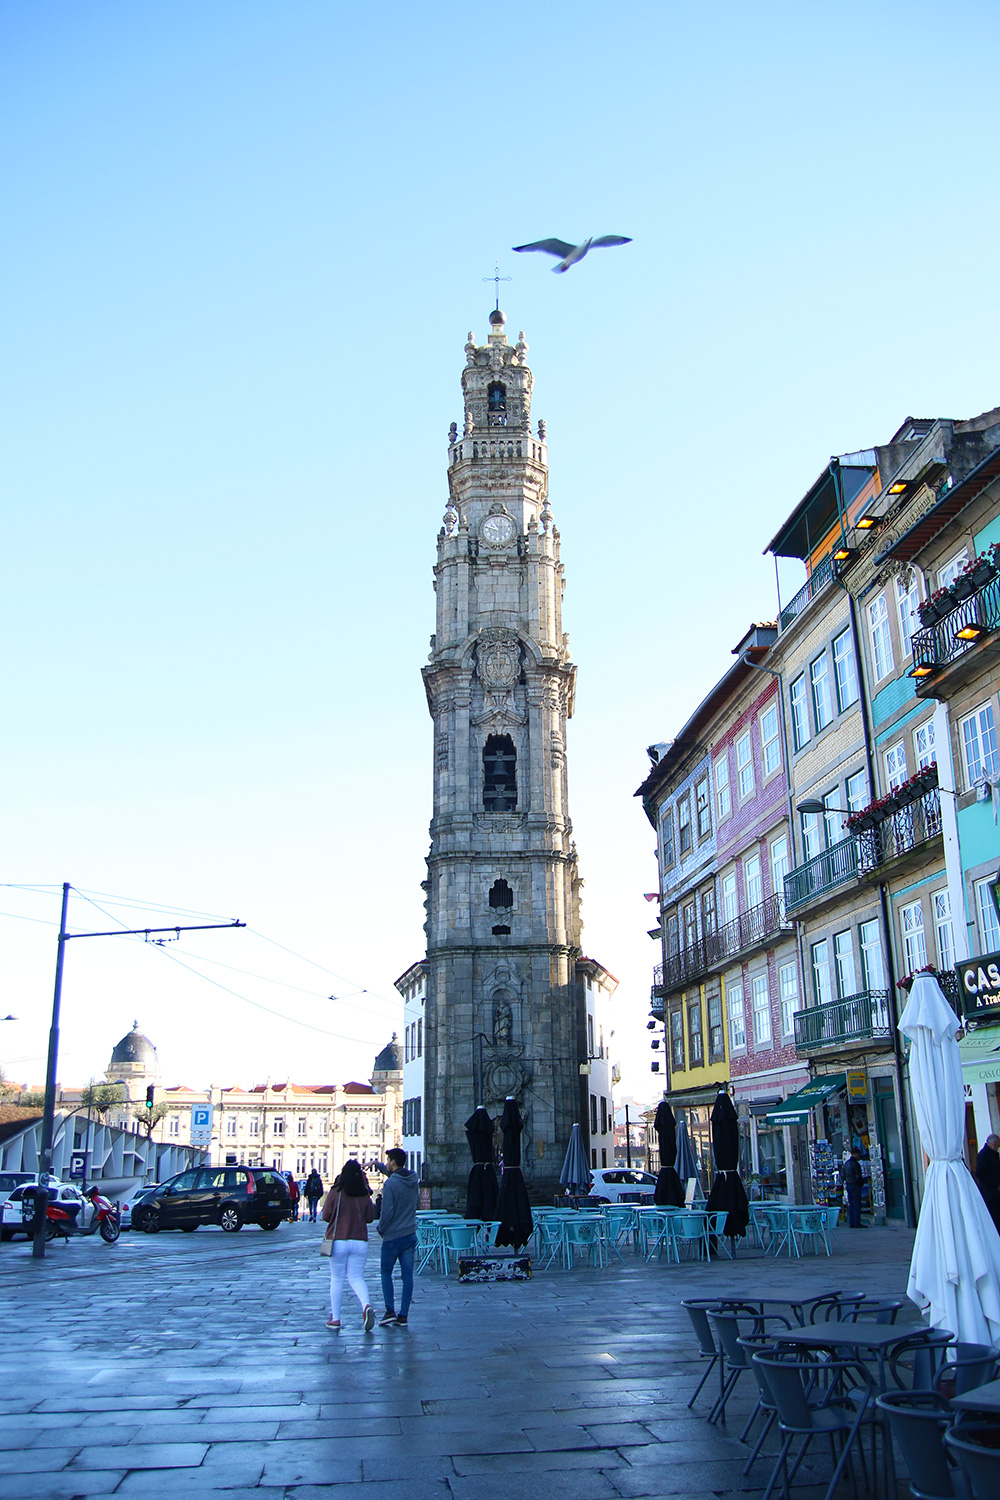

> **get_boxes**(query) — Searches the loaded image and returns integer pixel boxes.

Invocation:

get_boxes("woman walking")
[321,1159,376,1331]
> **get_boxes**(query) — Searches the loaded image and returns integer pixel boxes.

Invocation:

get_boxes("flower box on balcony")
[952,575,976,601]
[967,559,996,589]
[919,598,947,626]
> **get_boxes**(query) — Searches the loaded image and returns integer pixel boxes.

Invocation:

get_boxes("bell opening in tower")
[483,735,517,812]
[487,383,507,428]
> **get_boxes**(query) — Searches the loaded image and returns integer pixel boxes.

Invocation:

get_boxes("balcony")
[912,569,1000,676]
[784,835,859,912]
[778,555,833,633]
[794,989,892,1053]
[650,893,787,1000]
[855,787,942,871]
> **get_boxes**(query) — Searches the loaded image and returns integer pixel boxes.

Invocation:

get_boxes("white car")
[0,1171,36,1206]
[587,1168,658,1203]
[0,1179,81,1240]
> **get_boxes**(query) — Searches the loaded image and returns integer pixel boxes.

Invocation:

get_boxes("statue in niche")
[492,996,513,1048]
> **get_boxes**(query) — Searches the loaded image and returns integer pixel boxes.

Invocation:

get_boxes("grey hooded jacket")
[377,1167,419,1240]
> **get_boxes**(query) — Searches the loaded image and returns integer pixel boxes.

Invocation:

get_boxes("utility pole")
[624,1104,633,1169]
[31,883,244,1259]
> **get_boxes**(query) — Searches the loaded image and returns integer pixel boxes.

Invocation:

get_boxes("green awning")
[764,1074,847,1125]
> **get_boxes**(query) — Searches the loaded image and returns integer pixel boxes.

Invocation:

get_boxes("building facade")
[401,310,616,1205]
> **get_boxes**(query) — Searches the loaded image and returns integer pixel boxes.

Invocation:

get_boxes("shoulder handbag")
[320,1191,341,1256]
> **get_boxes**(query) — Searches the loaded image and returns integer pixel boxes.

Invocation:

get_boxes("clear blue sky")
[2,2,998,1100]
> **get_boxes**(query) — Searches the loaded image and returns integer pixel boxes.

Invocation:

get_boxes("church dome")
[109,1022,157,1067]
[372,1034,402,1074]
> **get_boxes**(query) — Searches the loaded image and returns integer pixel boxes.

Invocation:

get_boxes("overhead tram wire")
[168,948,398,1018]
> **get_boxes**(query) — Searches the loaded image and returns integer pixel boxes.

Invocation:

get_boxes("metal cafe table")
[770,1322,934,1388]
[952,1376,1000,1415]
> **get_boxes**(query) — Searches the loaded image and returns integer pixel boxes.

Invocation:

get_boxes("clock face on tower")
[480,513,516,548]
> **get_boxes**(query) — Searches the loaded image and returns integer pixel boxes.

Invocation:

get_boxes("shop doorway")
[872,1079,905,1220]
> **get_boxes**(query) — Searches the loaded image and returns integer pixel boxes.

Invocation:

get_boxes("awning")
[764,1074,847,1124]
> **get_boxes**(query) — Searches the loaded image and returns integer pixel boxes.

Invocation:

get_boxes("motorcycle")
[23,1186,121,1243]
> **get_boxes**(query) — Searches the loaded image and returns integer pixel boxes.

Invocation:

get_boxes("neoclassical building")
[398,310,617,1204]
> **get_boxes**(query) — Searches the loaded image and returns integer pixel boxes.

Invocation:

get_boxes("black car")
[133,1166,291,1234]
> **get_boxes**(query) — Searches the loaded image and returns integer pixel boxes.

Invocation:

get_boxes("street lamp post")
[31,883,245,1259]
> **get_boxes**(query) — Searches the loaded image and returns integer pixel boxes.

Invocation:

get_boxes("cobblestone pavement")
[0,1218,919,1500]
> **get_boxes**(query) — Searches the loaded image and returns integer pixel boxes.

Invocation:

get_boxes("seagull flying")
[512,235,632,274]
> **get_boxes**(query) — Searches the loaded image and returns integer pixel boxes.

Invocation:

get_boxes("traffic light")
[145,1086,155,1111]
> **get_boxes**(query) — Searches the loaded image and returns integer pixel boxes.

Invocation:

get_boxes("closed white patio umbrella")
[899,972,1000,1347]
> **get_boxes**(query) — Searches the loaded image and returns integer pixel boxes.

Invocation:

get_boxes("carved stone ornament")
[477,631,521,690]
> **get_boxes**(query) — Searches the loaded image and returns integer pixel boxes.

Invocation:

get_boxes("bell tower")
[419,309,592,1204]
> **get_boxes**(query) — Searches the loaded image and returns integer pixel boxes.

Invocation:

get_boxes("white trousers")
[328,1239,370,1319]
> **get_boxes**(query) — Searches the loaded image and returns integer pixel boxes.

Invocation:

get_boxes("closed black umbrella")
[705,1088,750,1242]
[558,1123,592,1196]
[493,1097,533,1250]
[464,1105,499,1221]
[652,1099,685,1207]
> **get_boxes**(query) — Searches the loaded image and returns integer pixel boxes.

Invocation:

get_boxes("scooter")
[25,1187,121,1243]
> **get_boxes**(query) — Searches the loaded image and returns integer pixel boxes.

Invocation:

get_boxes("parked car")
[587,1168,658,1203]
[132,1166,291,1234]
[0,1180,83,1240]
[0,1171,36,1207]
[118,1184,159,1231]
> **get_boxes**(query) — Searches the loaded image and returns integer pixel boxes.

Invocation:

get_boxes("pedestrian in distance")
[377,1147,419,1327]
[304,1168,324,1223]
[842,1148,867,1228]
[975,1133,1000,1236]
[321,1159,376,1331]
[287,1174,301,1222]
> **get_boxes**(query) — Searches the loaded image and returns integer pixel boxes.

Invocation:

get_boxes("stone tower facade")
[419,309,599,1205]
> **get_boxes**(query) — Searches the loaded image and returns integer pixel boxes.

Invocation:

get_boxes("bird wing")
[512,239,576,258]
[591,235,632,248]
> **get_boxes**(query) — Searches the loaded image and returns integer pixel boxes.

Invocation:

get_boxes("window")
[811,940,833,1006]
[318,1116,328,1135]
[226,1116,237,1137]
[483,734,517,811]
[975,878,1000,953]
[846,770,869,814]
[587,1014,595,1058]
[683,901,697,949]
[715,754,731,820]
[833,629,859,710]
[960,703,999,789]
[859,920,885,991]
[770,836,789,900]
[489,879,514,908]
[600,1096,608,1135]
[790,676,810,751]
[297,1117,307,1137]
[896,575,920,658]
[801,810,822,861]
[404,1026,411,1063]
[660,806,674,867]
[722,873,738,926]
[272,1118,285,1137]
[900,901,928,973]
[760,705,781,776]
[834,931,857,998]
[810,653,833,730]
[688,999,703,1066]
[589,1095,598,1134]
[417,1019,422,1056]
[933,890,955,971]
[778,962,799,1036]
[701,886,716,937]
[938,550,969,589]
[884,742,908,793]
[669,1009,684,1069]
[824,790,847,847]
[349,1114,359,1136]
[249,1116,259,1137]
[868,594,894,681]
[696,777,711,839]
[296,1156,306,1175]
[168,1116,180,1138]
[744,854,763,910]
[751,974,771,1047]
[736,732,754,799]
[914,719,936,770]
[678,795,692,855]
[666,912,679,956]
[727,982,746,1051]
[708,992,724,1061]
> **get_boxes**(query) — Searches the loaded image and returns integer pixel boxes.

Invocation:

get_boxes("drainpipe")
[833,508,917,1229]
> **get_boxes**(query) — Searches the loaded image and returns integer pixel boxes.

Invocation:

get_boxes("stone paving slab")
[0,1219,918,1497]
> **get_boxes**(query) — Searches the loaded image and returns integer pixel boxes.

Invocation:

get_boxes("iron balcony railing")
[794,989,892,1052]
[856,787,942,870]
[778,555,834,633]
[650,892,786,999]
[912,571,1000,672]
[784,835,859,911]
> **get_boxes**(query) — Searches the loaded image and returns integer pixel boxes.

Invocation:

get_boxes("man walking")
[377,1149,419,1327]
[843,1148,866,1228]
[975,1133,1000,1235]
[304,1169,324,1223]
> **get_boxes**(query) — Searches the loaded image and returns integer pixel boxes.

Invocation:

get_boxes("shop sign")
[956,951,1000,1021]
[846,1071,867,1098]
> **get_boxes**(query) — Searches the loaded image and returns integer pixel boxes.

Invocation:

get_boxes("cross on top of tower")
[482,260,511,312]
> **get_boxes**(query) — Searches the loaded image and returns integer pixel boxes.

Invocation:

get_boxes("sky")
[2,1,999,1104]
